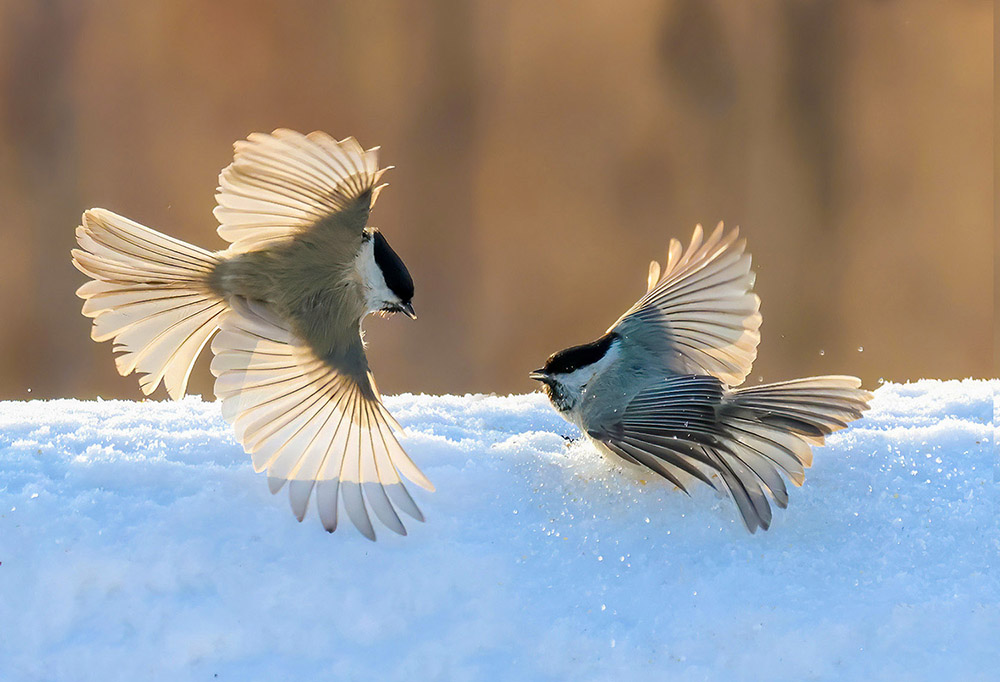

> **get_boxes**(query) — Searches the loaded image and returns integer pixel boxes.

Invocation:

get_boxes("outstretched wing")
[588,375,727,493]
[610,223,761,387]
[214,129,391,254]
[589,374,781,533]
[589,374,871,533]
[210,297,433,540]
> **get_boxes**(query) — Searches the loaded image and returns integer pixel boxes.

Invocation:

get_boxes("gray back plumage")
[551,223,871,532]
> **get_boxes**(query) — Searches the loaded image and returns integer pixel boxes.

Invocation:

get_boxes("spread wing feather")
[591,374,871,532]
[215,129,390,254]
[210,297,432,540]
[611,223,761,387]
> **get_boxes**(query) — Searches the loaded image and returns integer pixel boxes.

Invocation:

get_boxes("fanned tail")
[72,208,228,399]
[715,375,873,531]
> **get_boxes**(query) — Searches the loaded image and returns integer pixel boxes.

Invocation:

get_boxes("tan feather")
[215,129,388,254]
[72,209,225,400]
[210,298,432,540]
[611,222,761,387]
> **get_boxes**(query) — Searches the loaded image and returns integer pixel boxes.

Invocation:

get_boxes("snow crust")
[0,380,995,681]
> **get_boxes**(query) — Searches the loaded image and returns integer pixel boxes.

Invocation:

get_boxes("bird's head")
[529,333,620,412]
[361,229,416,319]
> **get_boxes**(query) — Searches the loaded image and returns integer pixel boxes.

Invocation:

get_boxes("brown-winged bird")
[72,130,433,540]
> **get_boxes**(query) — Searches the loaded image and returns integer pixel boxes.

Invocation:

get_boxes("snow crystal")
[0,380,995,681]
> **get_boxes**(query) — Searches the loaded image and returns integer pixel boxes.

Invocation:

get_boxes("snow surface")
[0,380,996,681]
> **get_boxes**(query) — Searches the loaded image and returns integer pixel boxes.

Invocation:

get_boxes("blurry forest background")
[0,0,992,399]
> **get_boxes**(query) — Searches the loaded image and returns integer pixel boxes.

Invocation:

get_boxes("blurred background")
[0,0,992,400]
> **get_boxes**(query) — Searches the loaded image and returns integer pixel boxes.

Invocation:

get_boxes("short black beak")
[528,369,549,382]
[401,302,417,320]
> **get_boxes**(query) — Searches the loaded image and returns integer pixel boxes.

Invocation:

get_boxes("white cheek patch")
[558,366,598,394]
[355,239,397,313]
[556,342,622,393]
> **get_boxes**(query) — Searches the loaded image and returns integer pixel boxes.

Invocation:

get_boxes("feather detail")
[610,223,761,387]
[72,209,226,399]
[210,297,432,540]
[590,374,871,532]
[215,129,388,254]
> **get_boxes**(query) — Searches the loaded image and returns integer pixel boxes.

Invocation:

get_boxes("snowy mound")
[0,380,996,681]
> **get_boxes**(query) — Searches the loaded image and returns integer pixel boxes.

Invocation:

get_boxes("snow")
[0,379,995,681]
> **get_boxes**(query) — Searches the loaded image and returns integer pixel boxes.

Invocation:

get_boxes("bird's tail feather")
[72,208,228,399]
[714,375,873,531]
